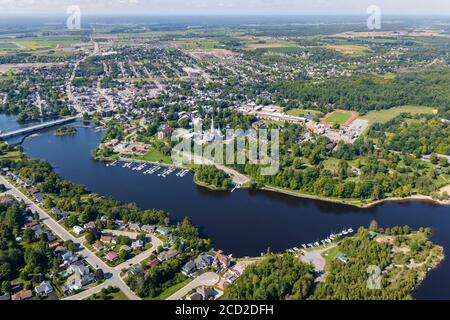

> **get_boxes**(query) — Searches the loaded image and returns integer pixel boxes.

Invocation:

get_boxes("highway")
[0,175,141,300]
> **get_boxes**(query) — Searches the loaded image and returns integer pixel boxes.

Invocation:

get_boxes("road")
[66,39,99,114]
[166,272,220,300]
[300,244,337,282]
[103,229,164,271]
[0,175,140,300]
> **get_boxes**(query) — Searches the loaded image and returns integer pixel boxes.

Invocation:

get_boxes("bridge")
[0,116,79,140]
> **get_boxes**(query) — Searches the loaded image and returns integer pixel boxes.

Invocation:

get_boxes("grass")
[0,150,22,161]
[322,158,342,174]
[136,147,173,164]
[324,111,353,125]
[286,109,322,117]
[325,44,370,55]
[321,246,341,272]
[360,105,437,124]
[146,276,191,300]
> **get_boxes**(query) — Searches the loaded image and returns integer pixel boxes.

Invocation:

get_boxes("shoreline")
[98,156,450,209]
[262,185,450,209]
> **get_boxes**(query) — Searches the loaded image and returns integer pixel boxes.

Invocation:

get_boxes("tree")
[64,240,76,252]
[96,269,104,281]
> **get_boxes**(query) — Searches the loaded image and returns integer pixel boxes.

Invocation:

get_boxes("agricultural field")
[241,37,300,50]
[360,105,438,124]
[325,44,370,55]
[170,38,221,50]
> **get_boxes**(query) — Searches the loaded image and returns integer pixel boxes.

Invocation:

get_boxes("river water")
[1,115,449,299]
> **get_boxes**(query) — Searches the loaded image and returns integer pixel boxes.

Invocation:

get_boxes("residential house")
[336,252,349,263]
[35,281,53,295]
[0,293,10,301]
[100,235,115,244]
[213,251,231,270]
[128,223,141,232]
[83,221,96,230]
[157,249,178,262]
[92,242,104,252]
[156,226,169,236]
[187,292,203,300]
[197,286,214,300]
[70,264,90,277]
[195,253,212,270]
[11,289,33,301]
[121,245,132,253]
[181,260,197,276]
[79,274,96,287]
[147,258,160,268]
[141,225,155,233]
[105,251,119,262]
[131,240,144,250]
[72,225,84,235]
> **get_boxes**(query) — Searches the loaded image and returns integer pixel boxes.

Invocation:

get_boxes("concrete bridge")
[0,116,79,139]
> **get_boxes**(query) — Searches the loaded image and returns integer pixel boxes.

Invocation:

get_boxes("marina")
[298,228,354,250]
[114,160,190,179]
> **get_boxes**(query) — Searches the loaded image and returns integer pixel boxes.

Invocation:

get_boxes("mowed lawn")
[324,111,353,125]
[136,147,173,164]
[360,105,437,124]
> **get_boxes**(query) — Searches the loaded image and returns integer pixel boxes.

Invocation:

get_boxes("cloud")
[0,0,449,15]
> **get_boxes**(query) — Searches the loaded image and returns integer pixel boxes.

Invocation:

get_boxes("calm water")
[1,117,449,299]
[0,113,43,133]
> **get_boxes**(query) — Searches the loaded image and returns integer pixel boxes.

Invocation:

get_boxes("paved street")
[166,272,220,300]
[0,175,140,300]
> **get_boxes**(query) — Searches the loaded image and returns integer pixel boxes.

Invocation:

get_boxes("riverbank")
[95,151,450,209]
[193,174,231,191]
[262,185,450,209]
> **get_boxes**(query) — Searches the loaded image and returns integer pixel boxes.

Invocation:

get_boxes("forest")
[272,67,450,116]
[194,165,233,190]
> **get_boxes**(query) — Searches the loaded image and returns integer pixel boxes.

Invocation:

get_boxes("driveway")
[166,272,220,300]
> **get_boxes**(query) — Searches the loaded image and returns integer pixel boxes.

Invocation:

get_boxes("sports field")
[321,110,358,126]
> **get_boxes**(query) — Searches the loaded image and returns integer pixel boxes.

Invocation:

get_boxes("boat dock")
[111,160,191,179]
[288,228,354,252]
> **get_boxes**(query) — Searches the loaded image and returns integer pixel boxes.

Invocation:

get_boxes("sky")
[0,0,450,16]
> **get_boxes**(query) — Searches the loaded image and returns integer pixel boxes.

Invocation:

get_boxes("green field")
[360,105,437,124]
[146,276,191,300]
[136,147,173,164]
[324,111,353,125]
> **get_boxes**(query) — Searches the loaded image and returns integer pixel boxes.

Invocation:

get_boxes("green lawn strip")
[145,276,191,300]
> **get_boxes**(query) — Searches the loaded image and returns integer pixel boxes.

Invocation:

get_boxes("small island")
[55,126,77,136]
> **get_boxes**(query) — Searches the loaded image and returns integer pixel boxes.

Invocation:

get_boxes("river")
[1,115,450,299]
